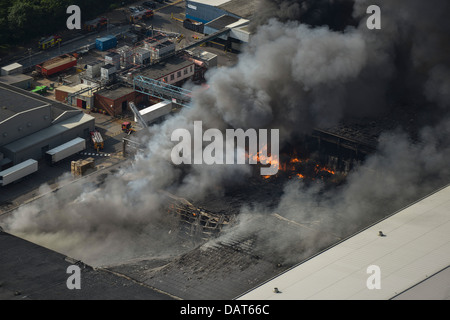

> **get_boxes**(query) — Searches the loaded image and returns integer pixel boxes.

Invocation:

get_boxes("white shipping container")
[0,159,38,186]
[105,53,120,70]
[101,64,116,80]
[86,62,102,78]
[46,137,86,163]
[138,101,172,125]
[118,46,132,68]
[1,63,23,76]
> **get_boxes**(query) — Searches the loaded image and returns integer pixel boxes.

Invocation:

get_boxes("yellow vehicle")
[38,35,62,50]
[121,122,136,134]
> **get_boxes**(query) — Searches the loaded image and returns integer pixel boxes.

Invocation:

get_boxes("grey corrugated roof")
[205,14,239,31]
[0,82,75,122]
[238,184,450,300]
[218,0,259,19]
[0,230,175,300]
[0,86,47,122]
[2,113,94,153]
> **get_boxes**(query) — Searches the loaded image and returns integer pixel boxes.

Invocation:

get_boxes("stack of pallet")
[71,157,95,177]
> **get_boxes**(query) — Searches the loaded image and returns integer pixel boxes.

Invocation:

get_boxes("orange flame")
[249,146,336,180]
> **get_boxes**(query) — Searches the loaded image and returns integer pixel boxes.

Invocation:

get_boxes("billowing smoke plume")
[250,0,357,32]
[1,0,449,267]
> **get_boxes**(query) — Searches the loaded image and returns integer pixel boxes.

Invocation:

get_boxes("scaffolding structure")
[133,75,192,108]
[162,191,235,242]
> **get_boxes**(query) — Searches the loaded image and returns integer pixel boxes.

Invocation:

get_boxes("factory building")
[1,63,23,76]
[186,0,232,24]
[238,184,450,300]
[203,15,251,51]
[185,0,257,23]
[55,84,95,110]
[186,0,255,51]
[0,73,34,90]
[138,55,195,86]
[0,82,94,168]
[94,86,146,116]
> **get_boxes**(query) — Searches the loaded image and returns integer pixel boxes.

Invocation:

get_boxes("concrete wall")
[0,106,52,148]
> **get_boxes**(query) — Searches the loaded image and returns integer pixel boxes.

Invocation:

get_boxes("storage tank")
[95,35,117,51]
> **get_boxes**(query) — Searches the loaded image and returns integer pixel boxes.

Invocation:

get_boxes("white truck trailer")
[45,137,86,164]
[0,159,38,186]
[137,100,172,126]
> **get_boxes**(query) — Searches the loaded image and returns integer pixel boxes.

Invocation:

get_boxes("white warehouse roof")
[238,184,450,300]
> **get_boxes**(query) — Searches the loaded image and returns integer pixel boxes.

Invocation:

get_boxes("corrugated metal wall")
[186,1,228,23]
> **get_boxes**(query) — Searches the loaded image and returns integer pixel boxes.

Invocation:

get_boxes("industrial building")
[203,15,251,51]
[1,182,448,299]
[185,0,258,23]
[55,84,95,110]
[94,85,146,116]
[0,73,34,90]
[1,63,23,76]
[185,0,255,51]
[238,184,450,300]
[0,229,173,300]
[0,82,95,170]
[137,55,195,86]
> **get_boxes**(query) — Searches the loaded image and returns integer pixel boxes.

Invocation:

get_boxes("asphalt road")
[17,24,132,70]
[13,1,186,69]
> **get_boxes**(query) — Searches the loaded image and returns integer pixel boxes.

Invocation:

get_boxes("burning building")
[1,0,450,300]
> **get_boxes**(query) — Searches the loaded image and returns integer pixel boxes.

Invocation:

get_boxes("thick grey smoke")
[2,0,449,267]
[250,0,357,32]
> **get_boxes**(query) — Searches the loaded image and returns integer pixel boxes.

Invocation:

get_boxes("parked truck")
[83,16,108,32]
[129,9,154,23]
[38,35,62,50]
[137,100,172,125]
[35,54,77,77]
[45,137,86,164]
[0,159,38,187]
[90,130,104,151]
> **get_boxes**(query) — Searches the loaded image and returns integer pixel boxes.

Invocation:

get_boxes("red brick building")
[94,86,146,116]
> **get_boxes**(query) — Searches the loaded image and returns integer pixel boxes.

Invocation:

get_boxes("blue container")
[95,35,117,51]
